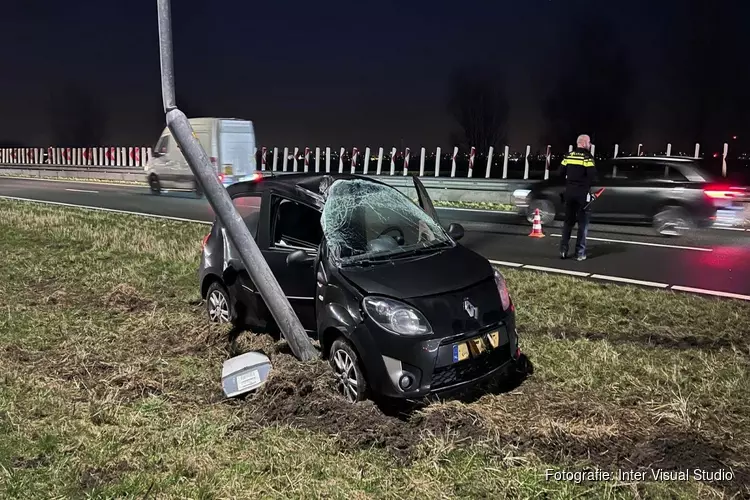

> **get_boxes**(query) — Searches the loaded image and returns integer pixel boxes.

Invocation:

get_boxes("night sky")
[1,0,748,153]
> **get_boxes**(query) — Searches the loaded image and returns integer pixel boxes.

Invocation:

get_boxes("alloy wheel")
[332,348,359,403]
[208,289,230,323]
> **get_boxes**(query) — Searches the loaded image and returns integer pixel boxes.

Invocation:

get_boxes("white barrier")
[0,142,736,179]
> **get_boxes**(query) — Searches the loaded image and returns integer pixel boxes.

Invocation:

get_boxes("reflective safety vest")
[559,148,597,199]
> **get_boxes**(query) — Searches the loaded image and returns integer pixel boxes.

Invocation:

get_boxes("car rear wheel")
[149,174,162,195]
[206,281,233,324]
[526,198,555,225]
[653,206,694,237]
[329,338,368,403]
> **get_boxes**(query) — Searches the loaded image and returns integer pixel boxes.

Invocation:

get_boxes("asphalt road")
[2,177,750,298]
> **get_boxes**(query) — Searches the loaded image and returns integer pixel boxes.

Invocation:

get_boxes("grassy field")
[0,199,748,499]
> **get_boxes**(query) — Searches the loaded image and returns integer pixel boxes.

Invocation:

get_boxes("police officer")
[558,134,597,261]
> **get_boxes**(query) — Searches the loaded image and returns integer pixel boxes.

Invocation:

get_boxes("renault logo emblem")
[463,298,478,319]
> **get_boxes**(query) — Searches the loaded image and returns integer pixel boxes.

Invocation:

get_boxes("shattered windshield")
[321,179,452,264]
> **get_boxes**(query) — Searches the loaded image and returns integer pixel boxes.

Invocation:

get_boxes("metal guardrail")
[0,164,527,203]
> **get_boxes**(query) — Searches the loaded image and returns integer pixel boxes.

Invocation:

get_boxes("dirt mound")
[234,342,483,462]
[103,284,154,312]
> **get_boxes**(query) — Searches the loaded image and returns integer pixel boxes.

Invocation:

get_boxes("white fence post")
[722,143,728,177]
[467,147,475,178]
[502,145,509,179]
[614,144,619,158]
[315,147,321,173]
[363,147,371,175]
[544,145,551,180]
[351,147,358,174]
[434,147,441,177]
[403,147,410,176]
[666,143,672,156]
[590,144,596,158]
[260,147,267,171]
[485,146,494,178]
[523,145,531,179]
[304,147,310,173]
[338,147,345,173]
[419,147,426,177]
[272,147,279,171]
[568,145,573,153]
[376,147,383,175]
[637,143,643,156]
[325,147,331,173]
[389,148,396,176]
[450,146,458,177]
[694,143,700,159]
[282,147,289,171]
[293,147,299,172]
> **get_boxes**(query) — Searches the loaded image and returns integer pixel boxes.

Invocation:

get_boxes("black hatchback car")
[199,173,523,402]
[513,156,744,236]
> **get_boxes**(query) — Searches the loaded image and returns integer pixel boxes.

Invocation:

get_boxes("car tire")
[149,174,162,195]
[526,198,556,225]
[653,206,694,237]
[329,338,368,403]
[206,281,234,324]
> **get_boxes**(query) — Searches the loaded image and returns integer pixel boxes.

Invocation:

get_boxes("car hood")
[339,243,493,298]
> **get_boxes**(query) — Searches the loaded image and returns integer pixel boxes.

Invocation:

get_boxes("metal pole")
[156,0,317,362]
[722,142,728,177]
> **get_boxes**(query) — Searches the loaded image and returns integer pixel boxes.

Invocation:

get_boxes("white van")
[145,117,257,196]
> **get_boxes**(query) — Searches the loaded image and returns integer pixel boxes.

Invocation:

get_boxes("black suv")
[199,173,526,403]
[513,156,744,236]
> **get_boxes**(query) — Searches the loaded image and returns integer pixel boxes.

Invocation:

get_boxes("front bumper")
[355,315,521,400]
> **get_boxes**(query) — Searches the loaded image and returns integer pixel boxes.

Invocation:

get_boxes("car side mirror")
[447,223,464,241]
[286,249,314,266]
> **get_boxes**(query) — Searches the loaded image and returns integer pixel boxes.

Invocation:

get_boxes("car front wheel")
[206,281,233,324]
[149,174,162,195]
[329,338,368,403]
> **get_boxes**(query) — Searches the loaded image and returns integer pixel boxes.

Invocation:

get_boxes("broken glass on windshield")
[321,179,451,264]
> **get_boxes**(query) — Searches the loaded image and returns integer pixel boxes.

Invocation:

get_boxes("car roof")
[226,172,395,204]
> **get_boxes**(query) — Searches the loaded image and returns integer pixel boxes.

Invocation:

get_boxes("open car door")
[412,175,439,223]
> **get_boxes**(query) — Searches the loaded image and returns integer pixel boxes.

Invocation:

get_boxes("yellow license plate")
[223,164,233,175]
[452,342,470,363]
[469,338,487,355]
[487,331,500,348]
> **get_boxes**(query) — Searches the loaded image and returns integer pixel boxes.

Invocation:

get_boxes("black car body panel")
[199,172,521,400]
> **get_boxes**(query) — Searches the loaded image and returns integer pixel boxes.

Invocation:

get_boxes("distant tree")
[541,20,634,153]
[447,66,509,152]
[48,84,108,146]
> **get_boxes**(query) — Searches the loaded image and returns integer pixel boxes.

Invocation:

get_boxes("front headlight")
[362,296,433,336]
[494,269,512,311]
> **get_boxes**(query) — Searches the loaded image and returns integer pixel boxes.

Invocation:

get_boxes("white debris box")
[221,351,272,398]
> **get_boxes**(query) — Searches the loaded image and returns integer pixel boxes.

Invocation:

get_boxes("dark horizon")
[1,0,749,153]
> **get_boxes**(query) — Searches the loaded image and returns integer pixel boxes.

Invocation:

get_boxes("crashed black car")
[199,173,524,402]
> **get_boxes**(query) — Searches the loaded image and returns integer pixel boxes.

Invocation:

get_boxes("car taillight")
[251,172,262,182]
[704,185,740,200]
[201,233,210,249]
[218,173,225,183]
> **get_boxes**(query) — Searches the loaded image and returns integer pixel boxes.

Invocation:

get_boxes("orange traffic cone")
[529,208,545,238]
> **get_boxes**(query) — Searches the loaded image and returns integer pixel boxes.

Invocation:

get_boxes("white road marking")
[550,233,712,252]
[488,259,524,267]
[522,265,591,277]
[0,195,211,225]
[590,274,669,288]
[491,262,749,301]
[670,286,750,301]
[65,188,99,194]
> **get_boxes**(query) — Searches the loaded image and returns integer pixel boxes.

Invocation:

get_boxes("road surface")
[2,177,749,298]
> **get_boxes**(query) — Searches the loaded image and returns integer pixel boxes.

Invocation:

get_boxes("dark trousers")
[560,197,590,257]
